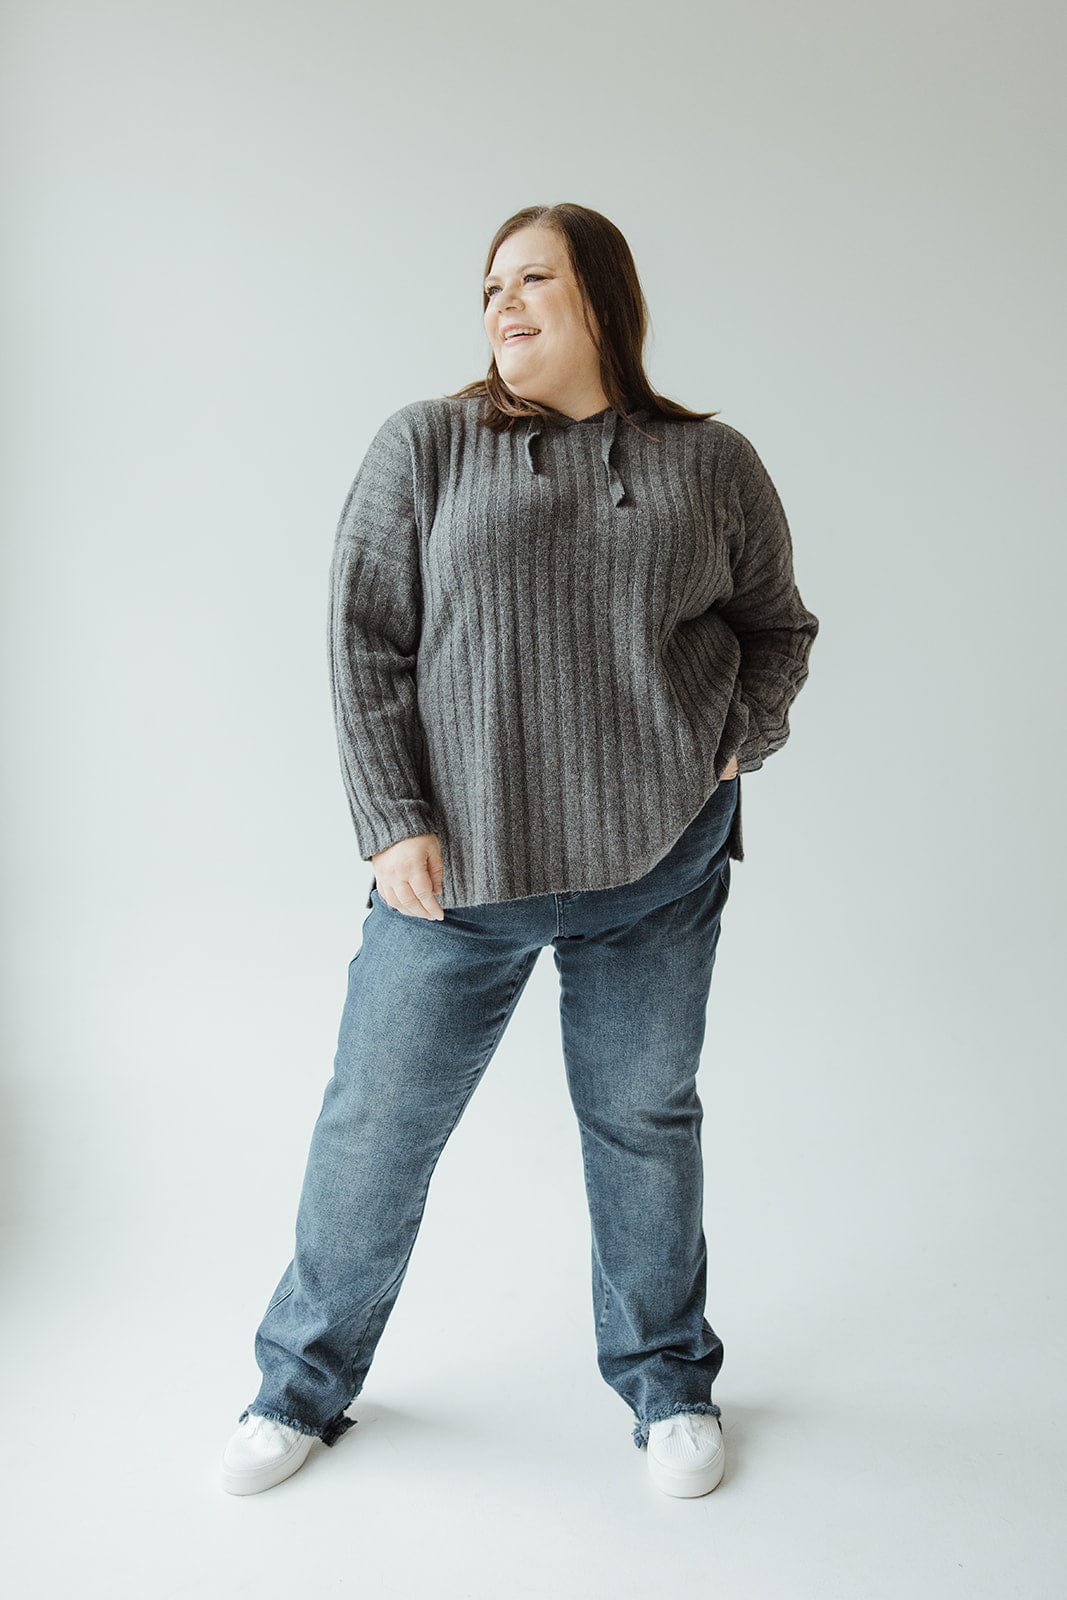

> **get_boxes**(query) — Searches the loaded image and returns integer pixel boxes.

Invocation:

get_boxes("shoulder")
[699,417,760,465]
[361,398,476,481]
[372,394,477,441]
[696,417,780,497]
[638,412,762,471]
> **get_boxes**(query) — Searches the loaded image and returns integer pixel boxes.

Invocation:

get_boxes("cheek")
[553,295,588,337]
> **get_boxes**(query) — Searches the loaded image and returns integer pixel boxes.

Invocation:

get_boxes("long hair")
[448,203,721,441]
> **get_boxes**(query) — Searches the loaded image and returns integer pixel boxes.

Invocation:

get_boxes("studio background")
[2,1,1063,1595]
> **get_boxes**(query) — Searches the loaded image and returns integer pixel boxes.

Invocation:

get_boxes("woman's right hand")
[370,833,446,920]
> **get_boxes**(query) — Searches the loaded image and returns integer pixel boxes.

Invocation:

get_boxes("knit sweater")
[326,394,820,911]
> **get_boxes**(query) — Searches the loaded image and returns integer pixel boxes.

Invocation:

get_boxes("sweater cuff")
[355,801,438,863]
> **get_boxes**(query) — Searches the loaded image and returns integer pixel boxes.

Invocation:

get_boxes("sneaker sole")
[646,1443,726,1497]
[220,1431,316,1496]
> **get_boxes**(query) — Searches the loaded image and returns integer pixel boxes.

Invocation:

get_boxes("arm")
[327,411,438,860]
[715,430,820,773]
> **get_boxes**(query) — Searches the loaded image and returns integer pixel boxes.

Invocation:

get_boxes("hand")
[370,833,445,920]
[719,754,740,781]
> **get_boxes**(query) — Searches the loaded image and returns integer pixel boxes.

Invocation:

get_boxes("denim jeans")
[238,776,738,1452]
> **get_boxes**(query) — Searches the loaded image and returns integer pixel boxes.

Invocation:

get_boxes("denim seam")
[584,1147,613,1340]
[594,1275,612,1337]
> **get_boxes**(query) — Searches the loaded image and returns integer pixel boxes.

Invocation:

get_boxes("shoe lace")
[244,1413,286,1440]
[659,1411,720,1450]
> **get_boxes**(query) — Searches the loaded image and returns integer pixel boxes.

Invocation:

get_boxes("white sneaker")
[220,1411,316,1496]
[646,1411,726,1497]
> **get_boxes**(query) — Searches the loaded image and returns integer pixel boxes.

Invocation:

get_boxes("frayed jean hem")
[238,1404,357,1448]
[632,1400,722,1450]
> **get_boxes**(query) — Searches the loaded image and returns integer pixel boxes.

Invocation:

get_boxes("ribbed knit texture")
[327,394,820,911]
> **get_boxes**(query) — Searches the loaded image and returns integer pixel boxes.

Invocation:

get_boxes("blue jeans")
[238,777,739,1452]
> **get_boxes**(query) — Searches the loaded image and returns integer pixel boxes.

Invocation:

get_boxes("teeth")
[504,329,538,338]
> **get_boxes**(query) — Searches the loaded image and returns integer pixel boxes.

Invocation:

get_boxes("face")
[483,224,606,413]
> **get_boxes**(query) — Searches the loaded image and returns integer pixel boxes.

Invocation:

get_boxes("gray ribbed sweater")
[327,394,820,911]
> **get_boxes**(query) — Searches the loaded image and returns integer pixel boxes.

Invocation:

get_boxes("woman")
[220,203,819,1499]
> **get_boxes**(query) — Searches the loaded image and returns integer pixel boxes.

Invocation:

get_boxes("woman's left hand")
[719,754,740,780]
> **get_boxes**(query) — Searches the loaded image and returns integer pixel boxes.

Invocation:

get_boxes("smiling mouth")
[502,330,540,343]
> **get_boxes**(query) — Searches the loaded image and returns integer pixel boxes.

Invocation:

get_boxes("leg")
[239,890,541,1445]
[552,782,737,1449]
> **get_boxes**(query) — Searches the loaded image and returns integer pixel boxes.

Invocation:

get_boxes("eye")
[485,273,545,297]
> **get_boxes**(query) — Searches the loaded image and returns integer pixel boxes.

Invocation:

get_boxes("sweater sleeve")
[716,432,820,774]
[327,411,438,860]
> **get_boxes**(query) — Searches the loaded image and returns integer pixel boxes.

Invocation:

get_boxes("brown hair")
[447,203,721,440]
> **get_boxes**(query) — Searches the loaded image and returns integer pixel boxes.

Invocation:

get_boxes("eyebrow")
[484,262,553,285]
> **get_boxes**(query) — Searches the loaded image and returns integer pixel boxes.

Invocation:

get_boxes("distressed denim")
[238,777,738,1452]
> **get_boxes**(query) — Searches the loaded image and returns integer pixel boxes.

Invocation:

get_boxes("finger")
[390,879,431,919]
[406,863,444,920]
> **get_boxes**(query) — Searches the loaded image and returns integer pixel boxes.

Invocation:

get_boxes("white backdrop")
[2,1,1063,1595]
